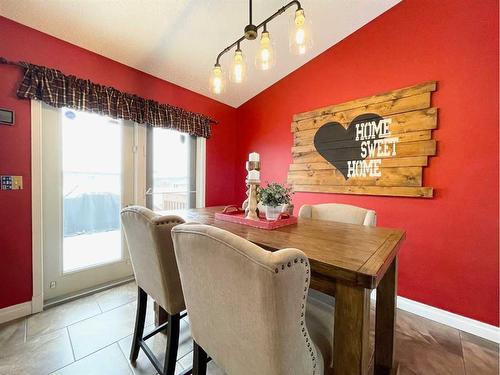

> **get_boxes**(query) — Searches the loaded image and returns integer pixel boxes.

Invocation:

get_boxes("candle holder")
[243,160,260,220]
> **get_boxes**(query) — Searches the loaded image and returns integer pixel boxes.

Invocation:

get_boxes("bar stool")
[121,206,186,375]
[172,223,326,375]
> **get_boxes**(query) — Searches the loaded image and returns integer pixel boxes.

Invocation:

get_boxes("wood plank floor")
[0,281,497,375]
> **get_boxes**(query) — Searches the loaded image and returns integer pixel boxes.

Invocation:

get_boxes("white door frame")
[31,101,206,312]
[31,100,44,313]
[196,136,206,208]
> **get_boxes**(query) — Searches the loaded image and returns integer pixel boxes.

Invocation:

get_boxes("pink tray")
[215,207,297,230]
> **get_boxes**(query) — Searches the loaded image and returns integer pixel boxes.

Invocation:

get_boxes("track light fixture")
[209,0,312,94]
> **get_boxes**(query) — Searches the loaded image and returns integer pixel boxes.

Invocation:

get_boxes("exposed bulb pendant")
[290,8,312,55]
[255,29,275,71]
[209,0,311,94]
[230,47,247,83]
[209,64,225,94]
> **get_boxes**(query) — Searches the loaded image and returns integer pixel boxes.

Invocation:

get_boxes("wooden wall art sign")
[288,81,437,198]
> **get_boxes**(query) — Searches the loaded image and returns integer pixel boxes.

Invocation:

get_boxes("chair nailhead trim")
[274,257,317,374]
[155,219,184,226]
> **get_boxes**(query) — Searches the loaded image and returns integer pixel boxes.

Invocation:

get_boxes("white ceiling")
[0,0,400,108]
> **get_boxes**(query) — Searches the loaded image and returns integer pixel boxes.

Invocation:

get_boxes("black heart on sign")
[313,113,383,179]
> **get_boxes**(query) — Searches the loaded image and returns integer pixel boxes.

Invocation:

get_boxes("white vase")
[265,205,283,221]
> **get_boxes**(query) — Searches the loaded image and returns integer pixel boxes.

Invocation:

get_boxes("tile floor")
[0,281,498,375]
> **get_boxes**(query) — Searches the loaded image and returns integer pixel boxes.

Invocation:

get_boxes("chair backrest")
[298,203,376,226]
[172,223,320,375]
[121,206,185,315]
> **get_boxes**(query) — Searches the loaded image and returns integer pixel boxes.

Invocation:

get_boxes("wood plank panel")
[292,107,437,135]
[293,81,436,122]
[294,130,432,149]
[289,156,428,172]
[292,140,436,163]
[292,93,431,133]
[291,185,434,198]
[288,82,436,198]
[288,167,422,187]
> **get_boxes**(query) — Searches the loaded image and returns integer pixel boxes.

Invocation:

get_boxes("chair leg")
[162,313,180,375]
[193,341,208,375]
[130,287,147,362]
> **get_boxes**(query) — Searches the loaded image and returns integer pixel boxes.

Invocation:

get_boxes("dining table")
[156,206,405,375]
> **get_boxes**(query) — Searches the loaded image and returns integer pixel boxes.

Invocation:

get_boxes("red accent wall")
[235,0,499,325]
[0,16,237,309]
[1,0,499,327]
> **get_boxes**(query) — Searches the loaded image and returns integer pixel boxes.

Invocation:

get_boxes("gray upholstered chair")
[298,203,377,226]
[171,223,325,375]
[121,206,186,375]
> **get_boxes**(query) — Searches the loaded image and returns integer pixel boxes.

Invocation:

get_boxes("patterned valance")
[1,58,216,138]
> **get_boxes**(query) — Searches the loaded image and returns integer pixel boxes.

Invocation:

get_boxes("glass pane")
[62,109,122,272]
[152,128,190,211]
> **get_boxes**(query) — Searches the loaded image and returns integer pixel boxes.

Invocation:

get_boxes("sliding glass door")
[146,127,197,211]
[42,104,134,301]
[41,105,204,302]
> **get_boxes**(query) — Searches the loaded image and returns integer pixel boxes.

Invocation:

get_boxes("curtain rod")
[0,56,219,125]
[0,56,25,67]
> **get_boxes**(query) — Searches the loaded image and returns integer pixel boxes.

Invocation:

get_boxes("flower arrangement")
[258,182,293,208]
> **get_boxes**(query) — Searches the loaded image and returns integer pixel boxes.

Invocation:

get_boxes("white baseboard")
[0,301,32,324]
[2,292,498,344]
[395,296,500,343]
[31,294,44,314]
[369,291,500,343]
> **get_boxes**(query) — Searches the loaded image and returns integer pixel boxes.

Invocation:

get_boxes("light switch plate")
[1,176,23,190]
[12,176,23,190]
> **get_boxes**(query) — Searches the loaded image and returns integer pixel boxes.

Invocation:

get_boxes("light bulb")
[255,30,275,71]
[230,49,247,83]
[209,64,225,95]
[289,9,312,55]
[295,28,305,45]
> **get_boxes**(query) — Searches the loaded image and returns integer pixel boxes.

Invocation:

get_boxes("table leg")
[375,257,398,375]
[333,282,371,375]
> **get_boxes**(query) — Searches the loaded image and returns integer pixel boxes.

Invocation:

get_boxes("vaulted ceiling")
[0,0,400,107]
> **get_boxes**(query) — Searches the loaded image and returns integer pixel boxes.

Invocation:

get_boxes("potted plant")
[258,182,293,221]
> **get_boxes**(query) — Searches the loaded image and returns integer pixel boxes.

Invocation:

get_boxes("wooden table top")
[159,206,405,289]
